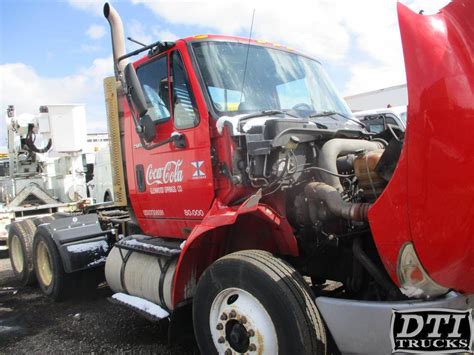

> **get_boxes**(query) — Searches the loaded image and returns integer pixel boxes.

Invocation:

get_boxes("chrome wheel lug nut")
[241,316,247,324]
[218,336,225,344]
[216,323,223,330]
[229,310,237,318]
[220,313,228,321]
[224,349,232,355]
[248,329,255,337]
[249,343,257,351]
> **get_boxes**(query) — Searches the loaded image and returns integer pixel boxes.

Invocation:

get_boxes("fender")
[172,190,299,306]
[35,214,113,273]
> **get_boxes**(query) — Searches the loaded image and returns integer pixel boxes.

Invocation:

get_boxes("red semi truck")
[7,1,473,353]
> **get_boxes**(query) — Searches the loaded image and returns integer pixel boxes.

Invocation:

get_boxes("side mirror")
[140,114,157,143]
[124,63,148,118]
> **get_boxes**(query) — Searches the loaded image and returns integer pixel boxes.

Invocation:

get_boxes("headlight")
[397,242,449,298]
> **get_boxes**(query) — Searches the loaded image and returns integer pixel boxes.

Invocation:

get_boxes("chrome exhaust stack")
[103,2,129,79]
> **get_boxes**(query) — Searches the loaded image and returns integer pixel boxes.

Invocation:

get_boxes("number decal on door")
[184,209,204,217]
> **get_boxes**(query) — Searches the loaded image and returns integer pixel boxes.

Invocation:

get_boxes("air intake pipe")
[318,139,385,192]
[305,182,371,221]
[103,2,129,78]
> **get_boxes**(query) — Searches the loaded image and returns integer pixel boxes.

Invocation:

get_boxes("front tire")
[33,229,72,301]
[193,250,327,354]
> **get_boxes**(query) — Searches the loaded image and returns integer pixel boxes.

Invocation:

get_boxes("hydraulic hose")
[352,238,403,300]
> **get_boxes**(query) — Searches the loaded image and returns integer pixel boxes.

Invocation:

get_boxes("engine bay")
[225,114,405,300]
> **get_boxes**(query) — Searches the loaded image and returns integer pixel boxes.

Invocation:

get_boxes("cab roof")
[182,34,302,54]
[132,34,313,67]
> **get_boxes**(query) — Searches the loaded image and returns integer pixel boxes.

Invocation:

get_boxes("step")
[116,235,182,257]
[109,292,169,322]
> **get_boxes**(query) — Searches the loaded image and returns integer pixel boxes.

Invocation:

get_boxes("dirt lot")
[0,257,194,354]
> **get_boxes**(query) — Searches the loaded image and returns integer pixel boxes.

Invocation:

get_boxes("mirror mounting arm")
[138,132,186,151]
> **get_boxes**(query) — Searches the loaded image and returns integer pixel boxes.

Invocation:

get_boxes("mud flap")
[168,302,195,346]
[35,214,113,273]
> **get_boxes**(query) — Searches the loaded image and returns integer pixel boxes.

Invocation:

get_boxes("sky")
[0,0,451,143]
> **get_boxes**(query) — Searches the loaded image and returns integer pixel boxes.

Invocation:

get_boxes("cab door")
[132,45,214,238]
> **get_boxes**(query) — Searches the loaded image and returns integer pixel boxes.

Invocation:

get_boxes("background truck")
[353,105,407,133]
[87,146,114,203]
[0,104,91,258]
[6,1,473,354]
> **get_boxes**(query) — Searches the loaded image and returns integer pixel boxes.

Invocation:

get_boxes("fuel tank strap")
[118,248,133,294]
[157,257,176,313]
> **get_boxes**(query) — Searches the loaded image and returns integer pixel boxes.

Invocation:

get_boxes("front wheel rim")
[10,235,24,273]
[209,287,278,354]
[37,241,53,287]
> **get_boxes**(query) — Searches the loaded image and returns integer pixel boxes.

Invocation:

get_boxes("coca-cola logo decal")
[146,160,184,185]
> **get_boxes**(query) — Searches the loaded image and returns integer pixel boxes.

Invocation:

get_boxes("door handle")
[170,132,186,149]
[135,164,146,192]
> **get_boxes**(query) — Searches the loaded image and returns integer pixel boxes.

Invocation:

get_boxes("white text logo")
[146,160,183,185]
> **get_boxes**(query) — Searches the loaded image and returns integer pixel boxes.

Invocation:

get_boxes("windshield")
[192,41,352,119]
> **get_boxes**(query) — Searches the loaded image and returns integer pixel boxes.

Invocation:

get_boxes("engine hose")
[304,182,371,221]
[352,238,403,300]
[317,139,385,192]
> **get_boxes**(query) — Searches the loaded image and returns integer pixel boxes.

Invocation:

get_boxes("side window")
[171,51,199,129]
[136,56,170,123]
[399,112,407,125]
[385,116,398,126]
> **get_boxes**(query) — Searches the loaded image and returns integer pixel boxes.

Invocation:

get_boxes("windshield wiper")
[309,111,339,118]
[239,109,298,122]
[309,111,367,129]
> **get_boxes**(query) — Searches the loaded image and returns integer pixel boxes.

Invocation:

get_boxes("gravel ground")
[0,257,194,354]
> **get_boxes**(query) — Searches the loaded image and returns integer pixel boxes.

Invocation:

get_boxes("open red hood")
[369,0,474,293]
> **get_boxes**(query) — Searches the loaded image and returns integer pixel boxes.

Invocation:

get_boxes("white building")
[344,84,408,112]
[86,133,110,153]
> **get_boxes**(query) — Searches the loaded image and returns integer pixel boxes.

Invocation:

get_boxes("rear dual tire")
[8,216,56,286]
[193,249,327,354]
[9,216,102,301]
[33,229,72,301]
[8,219,37,286]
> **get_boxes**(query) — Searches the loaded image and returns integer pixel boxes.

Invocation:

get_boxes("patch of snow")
[400,286,424,298]
[242,116,277,132]
[216,114,247,135]
[67,240,108,254]
[87,256,107,267]
[217,114,316,135]
[242,117,316,132]
[121,239,180,255]
[112,293,169,319]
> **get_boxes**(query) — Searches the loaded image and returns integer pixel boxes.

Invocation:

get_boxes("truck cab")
[124,35,356,239]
